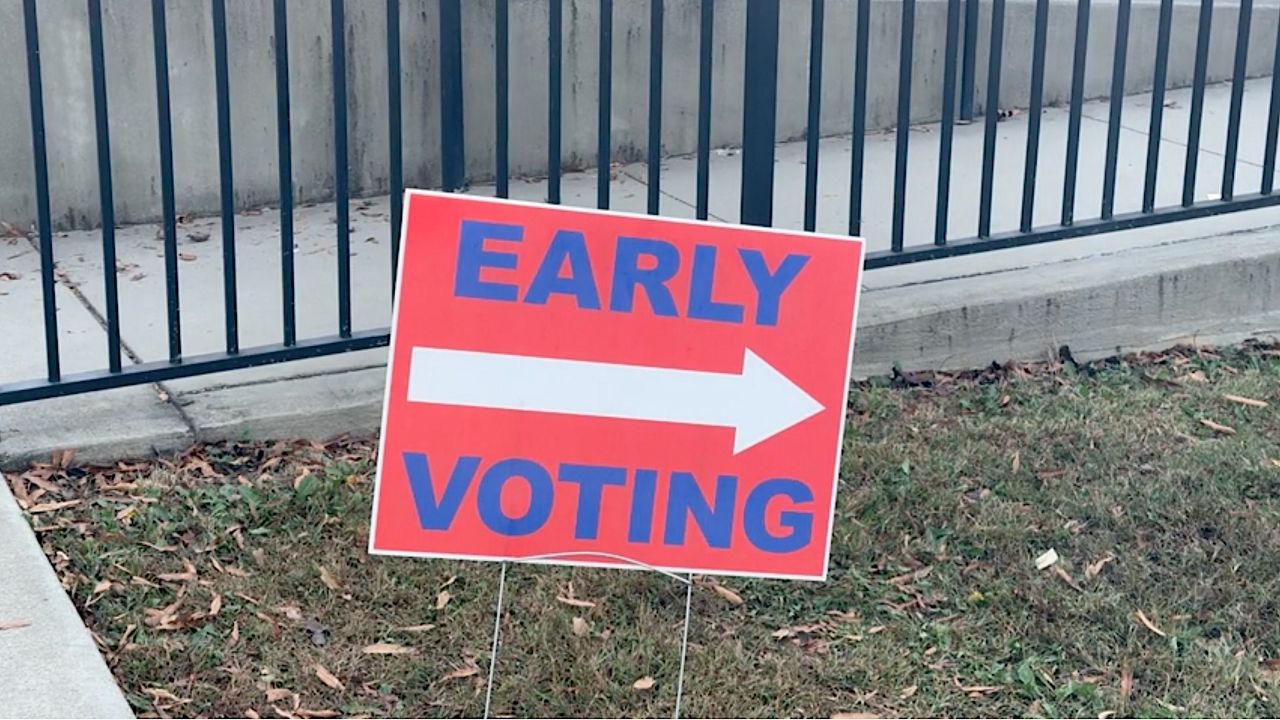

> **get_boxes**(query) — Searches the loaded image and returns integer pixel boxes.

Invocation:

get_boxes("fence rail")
[4,0,1280,405]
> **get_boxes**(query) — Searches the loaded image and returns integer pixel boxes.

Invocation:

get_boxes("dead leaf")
[209,593,222,616]
[572,616,588,637]
[396,624,436,632]
[1120,664,1133,706]
[831,714,880,720]
[555,594,596,608]
[1085,554,1115,581]
[900,684,918,698]
[265,688,293,703]
[1011,451,1021,474]
[441,665,479,681]
[888,566,933,585]
[252,548,267,566]
[156,559,198,583]
[295,710,340,719]
[277,605,303,621]
[313,664,344,690]
[318,565,341,591]
[179,252,198,261]
[1181,370,1208,384]
[363,642,414,655]
[435,590,451,610]
[92,579,112,595]
[1053,565,1084,592]
[632,676,657,690]
[27,499,82,514]
[0,620,31,631]
[1224,393,1268,408]
[1135,609,1168,637]
[1200,418,1236,435]
[711,583,744,605]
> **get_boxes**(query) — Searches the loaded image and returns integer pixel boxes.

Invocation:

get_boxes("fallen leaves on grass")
[0,620,31,631]
[1120,664,1133,707]
[1223,393,1268,408]
[771,623,826,639]
[156,559,198,583]
[435,590,452,610]
[632,676,656,691]
[1053,565,1084,592]
[1180,370,1208,384]
[363,642,414,655]
[900,684,918,699]
[143,687,192,710]
[396,623,435,632]
[1135,609,1168,637]
[26,499,82,514]
[572,616,588,637]
[440,663,479,682]
[265,688,294,703]
[888,566,933,585]
[1085,554,1115,581]
[710,582,744,605]
[313,664,344,691]
[318,565,341,591]
[831,714,879,719]
[1200,418,1237,435]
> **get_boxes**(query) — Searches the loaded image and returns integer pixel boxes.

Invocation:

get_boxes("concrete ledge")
[853,223,1280,377]
[0,386,191,470]
[0,480,134,718]
[177,366,387,445]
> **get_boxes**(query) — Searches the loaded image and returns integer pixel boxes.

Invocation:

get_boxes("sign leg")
[673,574,693,719]
[483,561,509,719]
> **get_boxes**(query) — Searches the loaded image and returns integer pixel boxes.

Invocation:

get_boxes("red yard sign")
[370,191,864,580]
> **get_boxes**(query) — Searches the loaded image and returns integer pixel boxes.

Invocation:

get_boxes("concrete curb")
[0,481,134,719]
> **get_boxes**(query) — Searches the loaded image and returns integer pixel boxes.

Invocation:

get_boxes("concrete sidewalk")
[4,78,1280,717]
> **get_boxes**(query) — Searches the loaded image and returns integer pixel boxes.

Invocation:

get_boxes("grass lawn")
[9,344,1280,718]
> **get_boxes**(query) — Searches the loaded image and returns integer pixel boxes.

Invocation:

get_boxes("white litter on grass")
[1035,548,1059,570]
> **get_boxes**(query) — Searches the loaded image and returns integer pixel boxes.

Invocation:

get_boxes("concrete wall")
[0,0,1276,230]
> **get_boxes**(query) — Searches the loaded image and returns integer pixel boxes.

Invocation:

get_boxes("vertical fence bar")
[1182,0,1213,207]
[387,0,403,286]
[1142,0,1173,214]
[439,0,465,192]
[1222,0,1253,201]
[647,0,664,215]
[802,0,825,232]
[959,0,978,121]
[598,0,613,210]
[695,0,714,220]
[274,0,296,346]
[934,0,961,246]
[496,0,509,199]
[548,0,563,204]
[890,0,914,252]
[1263,21,1280,194]
[848,0,870,235]
[152,0,181,362]
[88,0,121,374]
[740,0,780,227]
[1019,0,1049,233]
[1101,0,1130,219]
[1061,0,1090,226]
[977,0,1005,238]
[332,0,351,338]
[23,0,59,382]
[212,0,238,354]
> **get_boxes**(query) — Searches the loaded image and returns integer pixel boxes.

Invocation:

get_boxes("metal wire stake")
[483,561,509,720]
[673,574,694,719]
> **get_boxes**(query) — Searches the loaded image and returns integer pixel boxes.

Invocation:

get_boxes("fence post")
[740,0,780,227]
[959,0,979,121]
[439,0,465,192]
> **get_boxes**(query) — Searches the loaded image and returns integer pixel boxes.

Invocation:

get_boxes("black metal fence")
[4,0,1280,405]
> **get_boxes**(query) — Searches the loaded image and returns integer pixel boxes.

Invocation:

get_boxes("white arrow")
[406,346,823,454]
